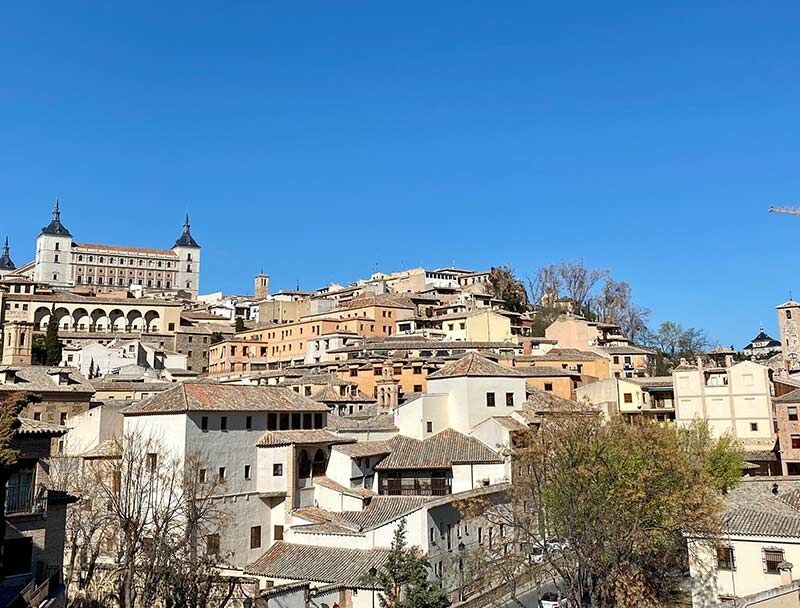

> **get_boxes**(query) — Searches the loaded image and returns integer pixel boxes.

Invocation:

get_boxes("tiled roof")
[626,376,674,388]
[294,496,429,535]
[256,429,353,447]
[0,366,95,395]
[76,242,176,256]
[774,388,800,403]
[123,382,329,415]
[312,476,376,499]
[720,480,800,538]
[245,542,391,588]
[428,352,521,380]
[311,384,376,403]
[600,345,655,355]
[280,373,355,387]
[90,380,172,392]
[327,338,521,355]
[333,440,394,458]
[513,366,577,378]
[529,348,607,361]
[326,414,398,433]
[375,429,503,470]
[518,389,588,419]
[82,439,122,458]
[489,416,528,431]
[16,417,67,435]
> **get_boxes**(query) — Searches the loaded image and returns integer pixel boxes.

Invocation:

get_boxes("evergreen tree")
[363,519,449,608]
[44,312,62,365]
[30,335,47,365]
[234,317,245,332]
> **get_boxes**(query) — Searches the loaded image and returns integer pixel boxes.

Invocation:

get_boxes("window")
[790,407,799,421]
[60,412,68,425]
[413,366,422,375]
[764,548,785,574]
[613,356,619,364]
[206,534,220,556]
[430,527,437,544]
[273,463,283,476]
[250,526,262,549]
[220,416,227,431]
[544,383,553,392]
[244,464,251,480]
[274,525,284,541]
[246,415,252,430]
[717,547,735,571]
[506,392,514,407]
[792,435,800,449]
[2,538,32,576]
[414,384,423,392]
[750,422,759,432]
[486,392,496,407]
[147,453,157,473]
[788,310,793,319]
[374,368,382,376]
[623,393,633,404]
[199,468,207,483]
[218,467,226,482]
[33,412,41,421]
[426,421,433,433]
[201,416,208,431]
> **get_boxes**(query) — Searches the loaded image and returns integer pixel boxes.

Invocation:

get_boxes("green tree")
[464,414,741,607]
[31,334,47,365]
[0,392,41,577]
[362,519,449,608]
[45,312,62,365]
[488,266,529,313]
[234,317,245,333]
[209,332,225,345]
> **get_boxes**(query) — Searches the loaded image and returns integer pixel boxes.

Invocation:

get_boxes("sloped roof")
[295,496,429,535]
[721,480,800,538]
[123,382,328,415]
[312,476,376,499]
[16,417,67,435]
[529,348,607,361]
[428,352,521,380]
[520,389,588,417]
[333,440,394,458]
[326,414,398,433]
[256,429,352,447]
[245,542,391,588]
[375,428,502,470]
[311,384,376,404]
[773,388,800,403]
[0,366,94,395]
[513,366,577,378]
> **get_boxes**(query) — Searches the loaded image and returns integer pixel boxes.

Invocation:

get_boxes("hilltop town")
[3,204,800,608]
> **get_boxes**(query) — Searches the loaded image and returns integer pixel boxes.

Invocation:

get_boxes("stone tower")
[777,300,800,371]
[0,237,15,279]
[172,214,201,299]
[255,273,270,300]
[33,200,73,287]
[2,321,33,365]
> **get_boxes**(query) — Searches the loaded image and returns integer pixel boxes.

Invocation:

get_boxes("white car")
[538,592,567,608]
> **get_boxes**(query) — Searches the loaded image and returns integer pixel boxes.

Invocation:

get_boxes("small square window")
[544,383,553,392]
[505,392,514,407]
[426,421,433,433]
[789,407,798,422]
[218,467,226,482]
[273,463,283,476]
[750,422,758,432]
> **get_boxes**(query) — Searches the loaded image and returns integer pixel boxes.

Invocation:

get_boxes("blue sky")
[2,2,799,349]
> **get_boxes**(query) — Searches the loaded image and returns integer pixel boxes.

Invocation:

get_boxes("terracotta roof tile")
[375,428,502,470]
[256,429,353,447]
[427,352,521,380]
[123,382,329,415]
[16,417,67,435]
[245,542,391,588]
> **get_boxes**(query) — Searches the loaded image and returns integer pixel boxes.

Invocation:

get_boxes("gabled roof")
[427,352,520,380]
[123,382,328,415]
[374,428,503,470]
[326,413,398,433]
[520,389,588,418]
[529,348,607,361]
[720,480,800,538]
[245,542,391,588]
[294,496,429,535]
[333,440,394,458]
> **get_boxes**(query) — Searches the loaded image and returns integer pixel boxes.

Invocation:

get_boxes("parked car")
[539,591,567,608]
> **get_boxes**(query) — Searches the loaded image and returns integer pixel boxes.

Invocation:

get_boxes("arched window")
[298,451,311,479]
[312,449,327,477]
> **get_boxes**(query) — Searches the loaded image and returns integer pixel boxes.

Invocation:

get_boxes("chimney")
[725,354,734,368]
[778,560,794,586]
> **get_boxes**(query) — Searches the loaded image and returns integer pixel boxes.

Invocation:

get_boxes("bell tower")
[255,272,270,300]
[33,200,73,287]
[171,214,201,299]
[2,321,33,365]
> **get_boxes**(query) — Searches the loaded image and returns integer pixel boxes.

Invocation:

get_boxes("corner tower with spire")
[33,199,74,286]
[171,213,201,298]
[0,237,16,278]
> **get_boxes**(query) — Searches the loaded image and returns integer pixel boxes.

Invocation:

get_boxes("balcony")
[380,476,451,497]
[6,483,46,516]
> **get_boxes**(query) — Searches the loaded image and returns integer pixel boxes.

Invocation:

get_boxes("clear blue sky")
[2,2,799,349]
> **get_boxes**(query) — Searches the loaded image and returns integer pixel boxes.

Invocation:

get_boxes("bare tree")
[52,433,241,608]
[528,264,562,307]
[592,279,650,342]
[557,260,607,317]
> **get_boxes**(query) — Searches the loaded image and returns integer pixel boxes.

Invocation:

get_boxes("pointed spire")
[0,236,15,270]
[173,212,200,248]
[41,198,71,237]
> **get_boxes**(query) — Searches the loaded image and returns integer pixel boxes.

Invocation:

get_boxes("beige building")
[674,359,774,446]
[25,201,201,298]
[435,309,513,343]
[576,376,674,422]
